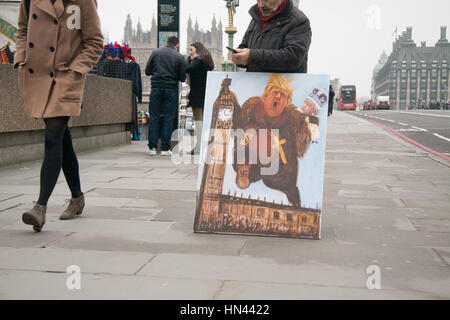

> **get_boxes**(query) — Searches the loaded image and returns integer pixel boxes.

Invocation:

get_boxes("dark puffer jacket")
[238,0,312,73]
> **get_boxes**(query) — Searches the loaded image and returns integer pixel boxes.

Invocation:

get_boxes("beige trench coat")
[15,0,104,119]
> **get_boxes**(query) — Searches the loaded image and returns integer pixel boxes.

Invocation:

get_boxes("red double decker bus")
[339,85,357,111]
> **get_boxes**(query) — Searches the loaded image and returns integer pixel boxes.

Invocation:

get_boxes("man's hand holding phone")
[230,47,250,67]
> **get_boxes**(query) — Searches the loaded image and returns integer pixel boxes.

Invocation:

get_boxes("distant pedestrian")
[186,42,214,154]
[15,0,104,232]
[145,36,186,156]
[231,0,311,73]
[328,85,335,117]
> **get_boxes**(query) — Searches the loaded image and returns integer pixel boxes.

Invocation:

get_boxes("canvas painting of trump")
[194,72,329,239]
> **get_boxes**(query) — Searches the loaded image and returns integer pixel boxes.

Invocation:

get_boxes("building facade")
[373,27,450,110]
[123,14,157,94]
[186,16,224,73]
[124,15,224,94]
[371,51,388,101]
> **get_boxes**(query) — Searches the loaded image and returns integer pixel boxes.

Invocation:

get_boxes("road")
[351,110,450,157]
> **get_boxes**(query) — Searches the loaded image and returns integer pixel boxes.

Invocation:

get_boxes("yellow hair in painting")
[263,74,295,105]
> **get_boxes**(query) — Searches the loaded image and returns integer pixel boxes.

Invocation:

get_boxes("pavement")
[0,111,449,300]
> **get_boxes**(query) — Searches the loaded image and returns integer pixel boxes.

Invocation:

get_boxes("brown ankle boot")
[60,194,85,220]
[22,203,47,232]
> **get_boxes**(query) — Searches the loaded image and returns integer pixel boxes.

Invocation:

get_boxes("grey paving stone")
[241,236,445,268]
[401,199,450,210]
[47,229,247,257]
[0,194,22,202]
[432,247,450,266]
[0,270,221,300]
[409,219,450,233]
[321,204,347,216]
[0,247,153,275]
[86,189,196,208]
[0,229,72,248]
[75,206,161,221]
[400,207,450,220]
[152,206,196,224]
[94,178,197,191]
[326,196,404,209]
[344,205,410,217]
[215,280,439,300]
[375,264,450,299]
[138,253,367,288]
[3,218,175,235]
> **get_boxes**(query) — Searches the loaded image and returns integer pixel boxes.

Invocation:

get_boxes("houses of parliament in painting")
[123,14,224,93]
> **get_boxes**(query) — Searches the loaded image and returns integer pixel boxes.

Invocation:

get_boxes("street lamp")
[222,0,239,71]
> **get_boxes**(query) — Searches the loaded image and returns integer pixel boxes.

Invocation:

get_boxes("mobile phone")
[226,46,238,54]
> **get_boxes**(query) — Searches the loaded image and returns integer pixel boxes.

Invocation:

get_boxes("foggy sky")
[97,0,450,97]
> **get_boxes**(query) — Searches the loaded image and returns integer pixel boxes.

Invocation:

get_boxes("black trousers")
[37,117,82,206]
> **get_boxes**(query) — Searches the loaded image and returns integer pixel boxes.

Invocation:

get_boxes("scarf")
[257,0,287,30]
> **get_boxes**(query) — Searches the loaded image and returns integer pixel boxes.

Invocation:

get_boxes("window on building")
[400,99,406,109]
[442,69,448,78]
[257,208,264,217]
[431,79,437,88]
[287,213,293,222]
[421,93,427,101]
[431,70,437,78]
[431,91,437,102]
[273,211,280,220]
[302,215,307,224]
[412,60,417,68]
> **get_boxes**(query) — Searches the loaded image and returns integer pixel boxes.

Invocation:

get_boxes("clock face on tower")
[218,108,233,122]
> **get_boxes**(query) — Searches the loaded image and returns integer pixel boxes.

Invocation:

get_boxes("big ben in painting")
[194,77,239,232]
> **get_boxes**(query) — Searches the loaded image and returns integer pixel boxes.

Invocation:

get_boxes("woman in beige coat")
[15,0,104,232]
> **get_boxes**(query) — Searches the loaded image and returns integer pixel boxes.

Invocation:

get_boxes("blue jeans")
[148,86,178,151]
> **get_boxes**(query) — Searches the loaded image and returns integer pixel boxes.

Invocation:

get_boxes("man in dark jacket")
[231,0,312,73]
[328,85,335,116]
[145,36,186,156]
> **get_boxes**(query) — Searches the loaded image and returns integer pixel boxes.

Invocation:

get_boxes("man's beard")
[260,7,272,16]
